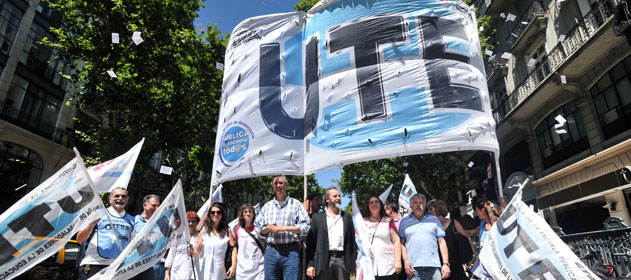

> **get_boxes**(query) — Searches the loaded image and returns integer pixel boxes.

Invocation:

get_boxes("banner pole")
[302,174,307,280]
[73,148,124,252]
[493,152,504,199]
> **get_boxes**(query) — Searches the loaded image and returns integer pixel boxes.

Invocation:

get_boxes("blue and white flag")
[88,138,144,193]
[398,174,417,216]
[196,184,223,219]
[478,183,599,279]
[352,193,375,280]
[0,156,104,280]
[211,0,498,185]
[91,180,189,280]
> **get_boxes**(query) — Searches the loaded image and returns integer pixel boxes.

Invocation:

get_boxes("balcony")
[505,1,547,52]
[493,0,615,123]
[0,99,76,149]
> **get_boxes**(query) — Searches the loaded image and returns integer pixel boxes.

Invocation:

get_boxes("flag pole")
[73,148,124,251]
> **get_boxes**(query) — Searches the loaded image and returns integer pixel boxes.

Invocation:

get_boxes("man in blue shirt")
[131,194,161,280]
[399,193,450,280]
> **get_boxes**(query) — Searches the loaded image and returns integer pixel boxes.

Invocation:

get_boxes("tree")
[46,0,226,213]
[294,0,320,12]
[339,152,472,210]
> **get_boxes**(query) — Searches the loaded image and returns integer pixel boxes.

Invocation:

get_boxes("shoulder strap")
[243,226,265,253]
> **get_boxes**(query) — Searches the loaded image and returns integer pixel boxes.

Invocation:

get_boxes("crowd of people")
[76,175,503,280]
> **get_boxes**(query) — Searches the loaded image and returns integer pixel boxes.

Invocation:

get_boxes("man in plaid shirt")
[255,175,311,280]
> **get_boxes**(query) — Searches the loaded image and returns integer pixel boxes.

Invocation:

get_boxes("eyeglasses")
[210,211,223,215]
[113,194,128,199]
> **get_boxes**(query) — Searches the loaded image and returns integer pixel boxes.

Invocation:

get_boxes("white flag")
[478,182,599,279]
[398,174,417,216]
[88,138,144,193]
[196,184,223,219]
[352,193,375,280]
[378,184,393,204]
[91,180,189,280]
[0,156,105,279]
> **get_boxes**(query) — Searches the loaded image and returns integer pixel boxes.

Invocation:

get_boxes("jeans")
[264,243,300,280]
[409,267,440,280]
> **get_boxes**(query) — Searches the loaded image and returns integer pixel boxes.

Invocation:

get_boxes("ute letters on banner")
[91,181,188,280]
[212,0,498,185]
[0,156,104,280]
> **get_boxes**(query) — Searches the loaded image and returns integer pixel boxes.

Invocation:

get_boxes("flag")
[196,184,223,219]
[0,155,104,279]
[352,193,375,280]
[478,182,599,279]
[88,138,144,193]
[378,184,393,204]
[91,180,189,280]
[211,0,498,185]
[398,174,417,215]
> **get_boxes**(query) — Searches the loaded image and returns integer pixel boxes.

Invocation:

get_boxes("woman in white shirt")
[231,204,265,280]
[164,211,201,280]
[364,196,402,280]
[194,203,235,280]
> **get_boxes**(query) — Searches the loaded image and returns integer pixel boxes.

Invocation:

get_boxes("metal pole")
[302,174,307,280]
[493,152,504,199]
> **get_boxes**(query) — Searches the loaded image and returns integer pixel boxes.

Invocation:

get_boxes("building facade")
[476,0,631,234]
[0,0,81,212]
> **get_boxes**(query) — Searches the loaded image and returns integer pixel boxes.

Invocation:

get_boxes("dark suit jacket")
[306,210,357,276]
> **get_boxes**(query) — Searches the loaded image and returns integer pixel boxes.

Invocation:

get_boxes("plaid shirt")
[254,196,310,245]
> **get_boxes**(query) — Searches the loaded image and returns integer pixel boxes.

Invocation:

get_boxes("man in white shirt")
[76,187,134,279]
[306,187,356,280]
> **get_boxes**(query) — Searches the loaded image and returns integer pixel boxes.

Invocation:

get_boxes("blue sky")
[195,0,349,208]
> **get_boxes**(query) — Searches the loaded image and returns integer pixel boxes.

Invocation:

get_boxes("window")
[530,45,551,84]
[36,0,62,27]
[18,82,62,137]
[535,100,589,169]
[0,142,43,213]
[20,22,69,89]
[0,0,22,54]
[590,56,631,139]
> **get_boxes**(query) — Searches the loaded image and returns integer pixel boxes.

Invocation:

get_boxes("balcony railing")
[561,227,631,277]
[0,99,76,149]
[493,0,615,123]
[505,1,545,49]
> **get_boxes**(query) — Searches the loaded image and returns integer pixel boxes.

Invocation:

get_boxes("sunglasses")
[113,194,128,199]
[210,211,223,215]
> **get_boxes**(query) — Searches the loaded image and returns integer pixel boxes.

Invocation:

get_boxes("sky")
[194,0,350,208]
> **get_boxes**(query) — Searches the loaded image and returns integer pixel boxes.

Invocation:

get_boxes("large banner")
[478,187,599,279]
[212,0,498,185]
[91,181,189,280]
[88,138,144,193]
[0,156,104,280]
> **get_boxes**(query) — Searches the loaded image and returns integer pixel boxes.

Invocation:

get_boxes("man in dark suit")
[306,187,356,280]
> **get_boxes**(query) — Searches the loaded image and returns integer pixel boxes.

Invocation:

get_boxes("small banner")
[196,184,223,219]
[478,184,599,279]
[88,138,144,193]
[0,156,104,280]
[352,193,375,280]
[398,174,417,216]
[90,180,189,280]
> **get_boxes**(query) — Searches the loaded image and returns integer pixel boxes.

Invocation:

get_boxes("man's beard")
[332,201,341,209]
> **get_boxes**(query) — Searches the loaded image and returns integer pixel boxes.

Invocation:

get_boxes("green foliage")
[294,0,320,12]
[339,152,471,211]
[45,0,226,213]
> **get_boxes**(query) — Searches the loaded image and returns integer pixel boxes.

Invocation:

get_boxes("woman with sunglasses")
[363,196,402,280]
[164,211,201,280]
[195,203,235,280]
[231,204,265,280]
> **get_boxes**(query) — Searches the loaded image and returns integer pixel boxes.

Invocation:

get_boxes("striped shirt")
[254,196,310,245]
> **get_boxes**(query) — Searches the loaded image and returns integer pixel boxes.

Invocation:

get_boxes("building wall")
[480,0,631,229]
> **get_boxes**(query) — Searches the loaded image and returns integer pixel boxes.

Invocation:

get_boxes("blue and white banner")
[398,174,417,216]
[211,0,498,185]
[352,193,375,280]
[88,138,144,193]
[91,180,188,280]
[478,185,598,279]
[0,156,104,280]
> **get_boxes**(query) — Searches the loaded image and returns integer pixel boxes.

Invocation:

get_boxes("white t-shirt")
[234,225,264,280]
[80,207,134,266]
[165,235,200,280]
[364,217,397,276]
[199,231,229,280]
